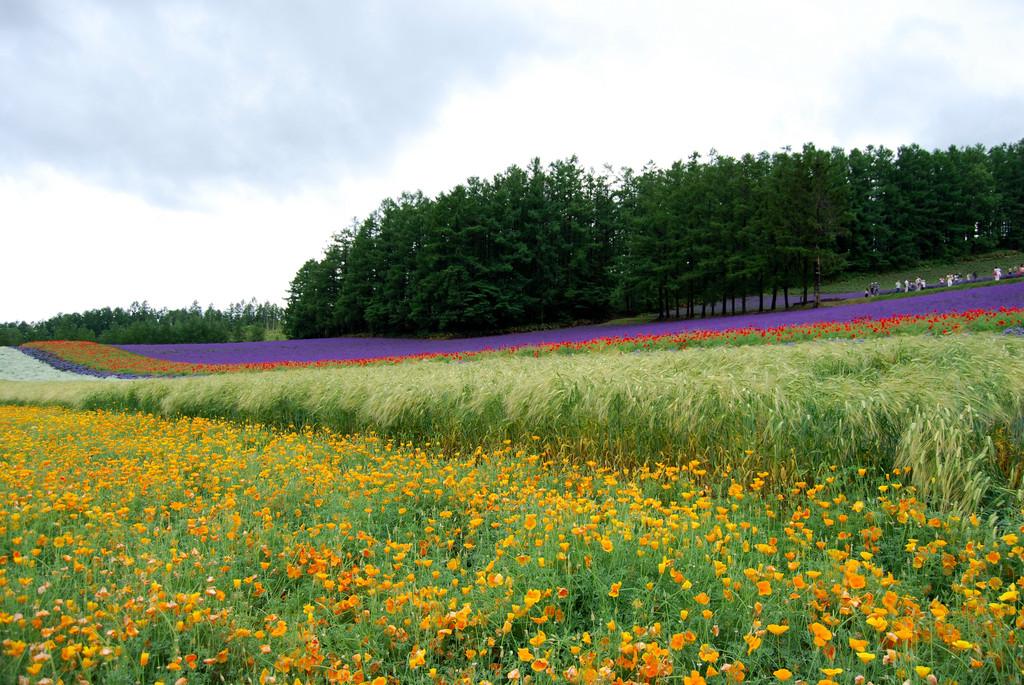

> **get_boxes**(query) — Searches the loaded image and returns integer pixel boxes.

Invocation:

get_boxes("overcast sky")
[2,0,1022,324]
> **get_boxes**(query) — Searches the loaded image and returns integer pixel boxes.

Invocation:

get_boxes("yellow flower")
[929,598,948,619]
[809,622,832,646]
[866,615,888,632]
[697,644,719,663]
[684,670,707,685]
[773,668,792,680]
[609,582,621,598]
[767,624,789,635]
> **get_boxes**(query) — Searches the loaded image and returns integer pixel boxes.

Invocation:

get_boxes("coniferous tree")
[989,140,1024,250]
[280,138,1024,339]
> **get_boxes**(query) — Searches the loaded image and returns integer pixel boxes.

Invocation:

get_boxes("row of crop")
[15,307,1024,378]
[5,333,1024,514]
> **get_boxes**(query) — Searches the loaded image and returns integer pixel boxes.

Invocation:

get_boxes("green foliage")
[287,138,1024,338]
[4,299,285,345]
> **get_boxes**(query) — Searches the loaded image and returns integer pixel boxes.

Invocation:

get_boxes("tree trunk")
[813,253,822,309]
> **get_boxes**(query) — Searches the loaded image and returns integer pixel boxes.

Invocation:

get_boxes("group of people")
[893,278,928,293]
[862,265,1023,297]
[937,273,971,286]
[994,265,1024,280]
[899,273,975,291]
[870,274,966,295]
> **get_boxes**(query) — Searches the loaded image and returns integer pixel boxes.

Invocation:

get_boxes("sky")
[2,0,1023,324]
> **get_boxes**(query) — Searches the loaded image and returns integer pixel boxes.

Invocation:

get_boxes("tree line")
[285,140,1024,339]
[1,299,285,347]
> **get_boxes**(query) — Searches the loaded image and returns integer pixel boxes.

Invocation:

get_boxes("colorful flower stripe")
[18,340,447,378]
[116,279,1024,364]
[18,306,1024,377]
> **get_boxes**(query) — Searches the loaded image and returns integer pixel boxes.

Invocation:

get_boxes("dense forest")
[286,140,1024,338]
[0,299,285,347]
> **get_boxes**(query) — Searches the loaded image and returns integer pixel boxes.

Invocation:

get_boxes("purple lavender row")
[114,282,1024,366]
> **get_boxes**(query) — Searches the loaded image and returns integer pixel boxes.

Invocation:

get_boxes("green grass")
[5,333,1024,514]
[819,249,1024,294]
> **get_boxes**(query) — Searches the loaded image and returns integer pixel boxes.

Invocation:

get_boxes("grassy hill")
[820,249,1024,294]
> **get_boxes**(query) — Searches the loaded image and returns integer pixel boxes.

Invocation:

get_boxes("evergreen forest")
[285,140,1024,338]
[0,299,285,347]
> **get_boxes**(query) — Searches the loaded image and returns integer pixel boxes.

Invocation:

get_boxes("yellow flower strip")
[1,405,1022,683]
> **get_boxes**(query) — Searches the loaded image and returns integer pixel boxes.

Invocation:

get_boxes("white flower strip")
[0,347,116,382]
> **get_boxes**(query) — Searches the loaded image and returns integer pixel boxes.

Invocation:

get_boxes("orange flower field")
[1,404,1022,684]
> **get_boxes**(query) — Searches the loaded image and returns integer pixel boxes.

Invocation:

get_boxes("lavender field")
[118,280,1024,364]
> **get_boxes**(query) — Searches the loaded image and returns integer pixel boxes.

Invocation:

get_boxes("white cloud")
[0,167,347,321]
[2,0,1022,324]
